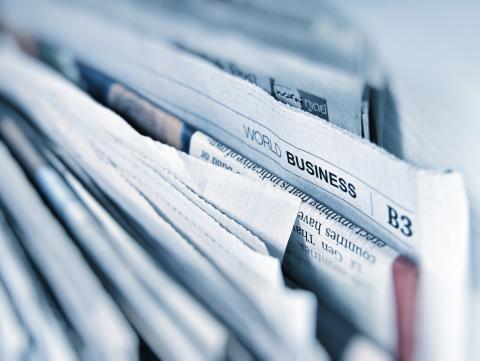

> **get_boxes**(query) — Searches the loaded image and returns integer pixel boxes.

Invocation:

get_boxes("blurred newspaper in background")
[0,0,477,360]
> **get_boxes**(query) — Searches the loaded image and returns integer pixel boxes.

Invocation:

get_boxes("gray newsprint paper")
[61,0,372,139]
[0,2,471,360]
[0,45,326,361]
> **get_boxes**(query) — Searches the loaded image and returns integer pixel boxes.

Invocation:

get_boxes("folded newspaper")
[0,0,475,360]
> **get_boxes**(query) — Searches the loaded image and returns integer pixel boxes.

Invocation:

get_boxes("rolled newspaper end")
[0,101,139,361]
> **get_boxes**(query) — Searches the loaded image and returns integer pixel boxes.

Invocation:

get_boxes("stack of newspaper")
[0,0,474,360]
